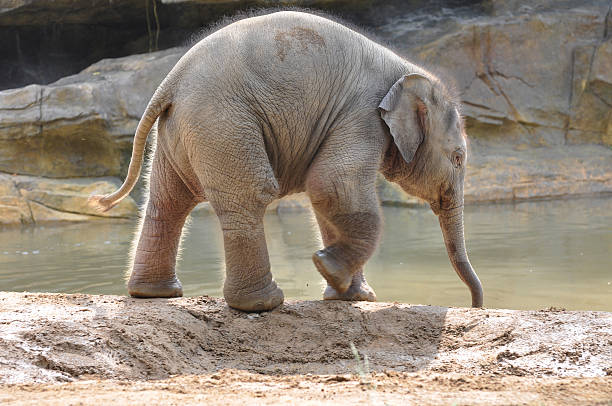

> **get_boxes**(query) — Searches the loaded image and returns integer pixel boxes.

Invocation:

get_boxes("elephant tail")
[88,85,172,213]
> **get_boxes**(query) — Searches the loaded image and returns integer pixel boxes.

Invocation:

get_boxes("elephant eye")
[451,149,464,168]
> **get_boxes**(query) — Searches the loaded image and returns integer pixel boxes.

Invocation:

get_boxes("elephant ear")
[378,74,431,164]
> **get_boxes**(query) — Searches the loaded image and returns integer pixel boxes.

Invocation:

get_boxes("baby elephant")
[91,11,483,311]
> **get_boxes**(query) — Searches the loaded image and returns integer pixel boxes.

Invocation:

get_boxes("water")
[0,196,610,311]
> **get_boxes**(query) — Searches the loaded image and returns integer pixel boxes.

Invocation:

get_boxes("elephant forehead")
[443,106,461,131]
[443,108,467,147]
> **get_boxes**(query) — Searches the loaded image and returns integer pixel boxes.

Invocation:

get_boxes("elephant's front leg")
[128,150,198,298]
[307,149,382,295]
[310,199,381,297]
[315,213,377,302]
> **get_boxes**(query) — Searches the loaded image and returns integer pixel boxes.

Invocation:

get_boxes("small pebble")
[247,314,260,320]
[104,241,111,245]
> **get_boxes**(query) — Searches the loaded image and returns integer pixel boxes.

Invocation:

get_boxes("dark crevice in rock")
[0,7,206,90]
[9,176,35,224]
[38,87,43,140]
[515,121,565,131]
[1,24,149,91]
[566,49,577,144]
[590,89,612,108]
[492,70,535,88]
[462,101,493,111]
[603,0,612,39]
[0,98,39,111]
[477,73,500,97]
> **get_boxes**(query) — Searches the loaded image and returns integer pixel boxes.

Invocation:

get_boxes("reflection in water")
[0,196,610,311]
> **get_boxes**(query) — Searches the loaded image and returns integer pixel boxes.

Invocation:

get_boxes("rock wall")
[0,174,137,225]
[0,48,183,178]
[385,0,612,147]
[0,48,184,223]
[0,0,611,224]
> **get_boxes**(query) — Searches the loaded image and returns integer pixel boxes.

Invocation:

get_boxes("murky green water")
[0,196,610,311]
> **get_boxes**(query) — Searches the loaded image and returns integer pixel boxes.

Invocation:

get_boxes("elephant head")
[379,73,483,307]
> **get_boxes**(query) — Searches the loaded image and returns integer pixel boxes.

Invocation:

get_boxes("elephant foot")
[312,249,352,294]
[127,276,183,298]
[323,272,377,302]
[224,279,284,312]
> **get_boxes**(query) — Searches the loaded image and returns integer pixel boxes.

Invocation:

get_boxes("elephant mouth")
[429,201,463,217]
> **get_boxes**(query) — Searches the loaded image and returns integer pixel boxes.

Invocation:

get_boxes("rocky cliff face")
[0,48,183,178]
[382,0,612,148]
[0,48,183,223]
[0,0,610,224]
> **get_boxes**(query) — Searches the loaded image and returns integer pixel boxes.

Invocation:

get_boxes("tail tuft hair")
[87,194,117,213]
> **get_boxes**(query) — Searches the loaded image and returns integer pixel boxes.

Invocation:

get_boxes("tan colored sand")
[0,292,611,405]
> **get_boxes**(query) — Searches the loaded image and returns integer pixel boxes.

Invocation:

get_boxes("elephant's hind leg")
[212,202,284,312]
[192,124,284,312]
[127,148,199,298]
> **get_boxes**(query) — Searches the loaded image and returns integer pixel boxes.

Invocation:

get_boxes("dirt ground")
[0,292,611,405]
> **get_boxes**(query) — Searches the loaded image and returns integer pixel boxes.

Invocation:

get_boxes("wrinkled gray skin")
[91,11,483,311]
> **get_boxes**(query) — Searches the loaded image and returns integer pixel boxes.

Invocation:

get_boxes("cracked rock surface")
[381,0,612,148]
[0,174,137,225]
[0,49,183,223]
[0,48,184,178]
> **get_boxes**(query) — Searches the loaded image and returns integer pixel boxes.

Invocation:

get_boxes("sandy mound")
[0,292,611,404]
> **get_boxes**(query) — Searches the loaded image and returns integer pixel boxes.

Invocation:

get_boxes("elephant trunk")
[438,206,483,308]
